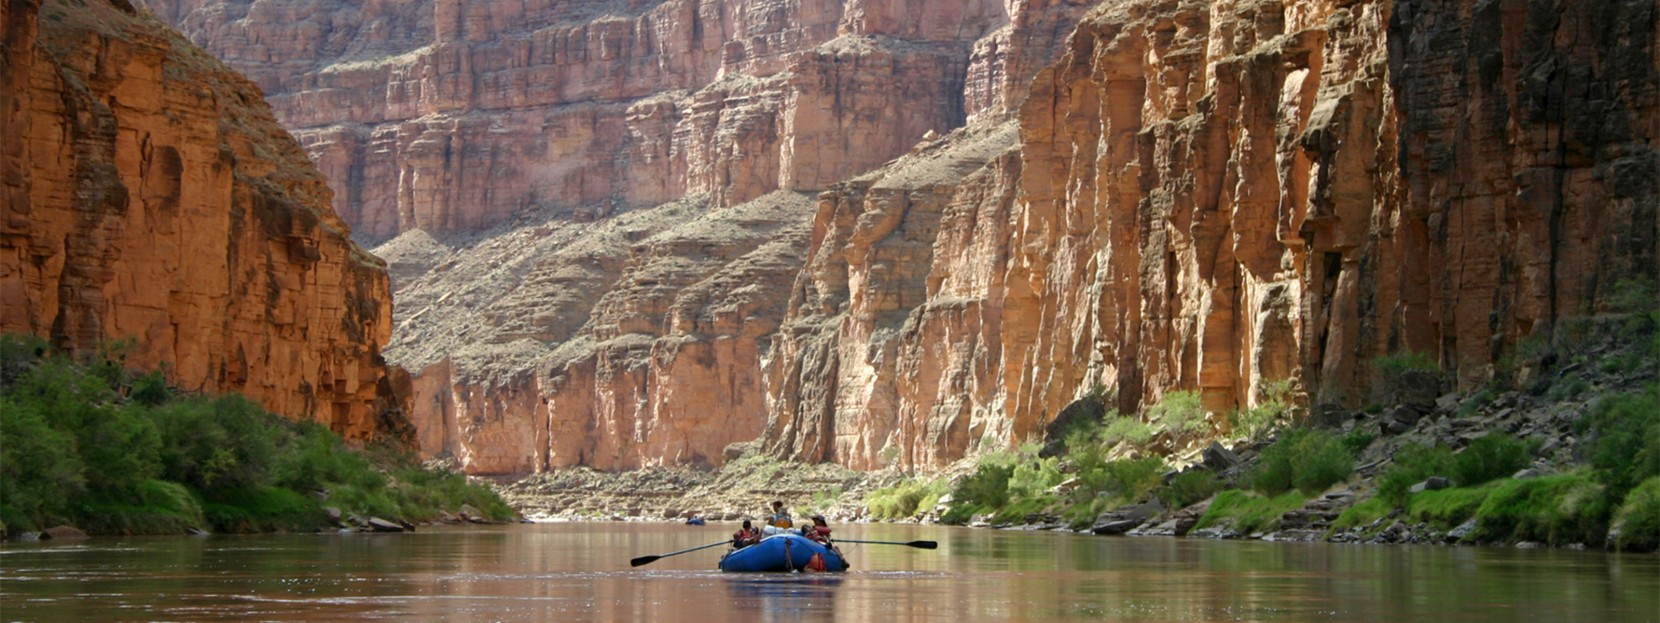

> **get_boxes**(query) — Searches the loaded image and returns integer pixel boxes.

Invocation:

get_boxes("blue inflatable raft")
[717,533,848,573]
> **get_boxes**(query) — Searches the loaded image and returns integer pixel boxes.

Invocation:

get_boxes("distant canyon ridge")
[72,0,1660,474]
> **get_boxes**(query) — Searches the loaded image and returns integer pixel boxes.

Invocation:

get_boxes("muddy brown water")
[2,522,1655,622]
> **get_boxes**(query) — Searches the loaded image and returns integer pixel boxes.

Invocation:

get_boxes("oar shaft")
[630,540,731,567]
[836,539,938,549]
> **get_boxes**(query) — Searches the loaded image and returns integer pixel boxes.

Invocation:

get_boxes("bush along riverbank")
[0,335,516,540]
[863,284,1660,553]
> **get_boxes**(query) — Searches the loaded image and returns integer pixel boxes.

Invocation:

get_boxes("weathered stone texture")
[1,0,401,440]
[147,0,1043,244]
[763,0,1656,467]
[136,0,1656,472]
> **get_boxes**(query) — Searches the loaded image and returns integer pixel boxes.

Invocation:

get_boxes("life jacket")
[805,552,827,572]
[768,512,793,528]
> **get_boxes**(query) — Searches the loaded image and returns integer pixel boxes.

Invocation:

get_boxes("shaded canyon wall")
[1,0,404,440]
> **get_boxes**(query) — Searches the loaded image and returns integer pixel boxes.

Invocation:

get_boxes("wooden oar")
[834,538,938,549]
[630,540,731,567]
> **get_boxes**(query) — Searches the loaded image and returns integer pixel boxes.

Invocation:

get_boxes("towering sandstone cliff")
[769,0,1657,469]
[150,0,1655,473]
[1,0,402,440]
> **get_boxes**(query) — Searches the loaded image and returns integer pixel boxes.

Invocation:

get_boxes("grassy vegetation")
[1332,497,1391,531]
[1407,485,1493,529]
[0,334,514,536]
[1194,490,1306,534]
[1467,472,1610,546]
[1611,477,1660,552]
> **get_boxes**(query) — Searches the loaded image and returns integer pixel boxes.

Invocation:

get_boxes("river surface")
[2,522,1656,622]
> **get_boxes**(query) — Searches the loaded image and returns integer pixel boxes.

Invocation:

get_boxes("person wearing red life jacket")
[732,519,762,548]
[802,515,833,544]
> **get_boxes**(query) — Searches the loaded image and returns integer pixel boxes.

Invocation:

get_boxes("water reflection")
[724,575,844,623]
[2,523,1655,622]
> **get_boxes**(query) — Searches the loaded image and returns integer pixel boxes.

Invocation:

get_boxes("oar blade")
[629,555,660,567]
[908,540,938,549]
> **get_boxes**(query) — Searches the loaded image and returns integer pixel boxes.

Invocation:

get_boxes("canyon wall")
[143,0,1655,473]
[144,0,1055,244]
[1,0,402,441]
[762,0,1657,468]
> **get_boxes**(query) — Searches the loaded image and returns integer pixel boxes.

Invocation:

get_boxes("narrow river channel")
[2,522,1655,622]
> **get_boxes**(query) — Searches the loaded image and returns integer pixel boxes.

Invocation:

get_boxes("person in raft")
[801,515,833,544]
[732,520,762,548]
[767,500,794,530]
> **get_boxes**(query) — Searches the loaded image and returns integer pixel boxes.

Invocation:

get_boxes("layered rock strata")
[143,0,1655,473]
[1,0,401,440]
[763,0,1656,468]
[145,0,1066,244]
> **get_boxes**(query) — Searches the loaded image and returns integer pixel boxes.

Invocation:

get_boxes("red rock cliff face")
[1,0,402,440]
[144,0,1092,473]
[142,0,1655,473]
[145,0,1047,244]
[764,0,1656,468]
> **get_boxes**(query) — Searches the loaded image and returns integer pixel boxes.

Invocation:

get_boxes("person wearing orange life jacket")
[766,500,794,531]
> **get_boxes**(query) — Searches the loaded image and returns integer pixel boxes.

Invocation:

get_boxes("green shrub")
[1470,472,1610,546]
[867,479,947,520]
[0,397,84,531]
[1075,457,1166,505]
[1611,477,1660,552]
[1340,431,1376,457]
[1195,490,1306,534]
[1009,456,1064,498]
[1101,416,1155,446]
[1147,390,1210,437]
[1451,434,1531,487]
[1161,470,1219,508]
[1547,373,1590,401]
[1231,379,1294,440]
[1374,351,1439,402]
[952,463,1014,511]
[1377,443,1457,507]
[1576,384,1660,498]
[1458,388,1497,418]
[1249,428,1354,496]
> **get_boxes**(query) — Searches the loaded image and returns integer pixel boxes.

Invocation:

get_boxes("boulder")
[1090,501,1164,535]
[1201,442,1243,472]
[366,517,406,532]
[459,504,485,522]
[1310,403,1351,429]
[1409,477,1452,494]
[1396,370,1442,411]
[1386,404,1425,425]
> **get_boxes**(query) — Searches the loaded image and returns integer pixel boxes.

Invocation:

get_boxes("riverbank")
[0,334,516,539]
[498,311,1658,553]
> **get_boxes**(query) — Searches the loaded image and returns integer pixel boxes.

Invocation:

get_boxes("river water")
[2,522,1655,622]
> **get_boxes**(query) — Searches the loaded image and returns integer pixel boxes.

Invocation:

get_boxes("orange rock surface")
[141,0,1655,473]
[1,0,402,441]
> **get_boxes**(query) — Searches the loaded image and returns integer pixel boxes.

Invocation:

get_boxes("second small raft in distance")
[718,533,847,572]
